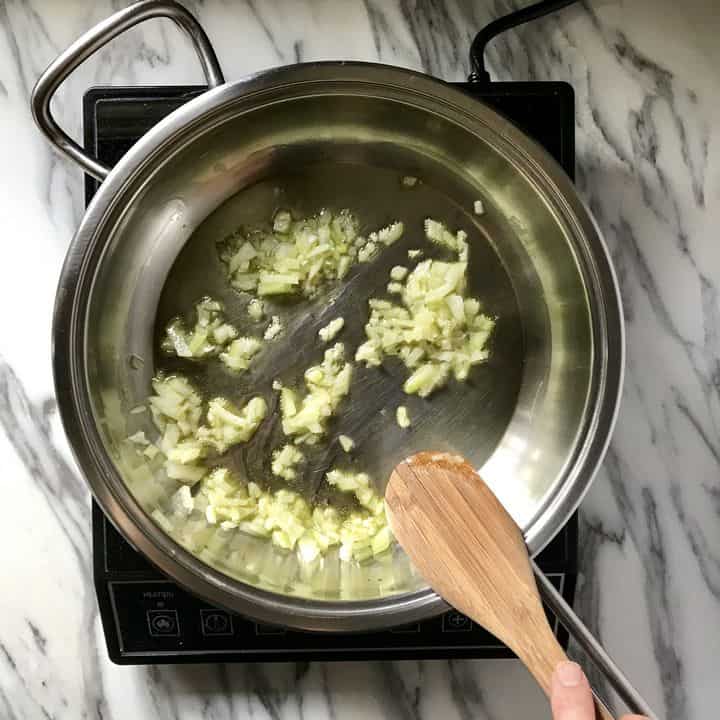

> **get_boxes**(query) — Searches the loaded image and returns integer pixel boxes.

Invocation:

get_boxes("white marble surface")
[1,1,718,718]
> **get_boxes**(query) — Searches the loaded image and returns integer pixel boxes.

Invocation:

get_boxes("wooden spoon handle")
[510,624,614,720]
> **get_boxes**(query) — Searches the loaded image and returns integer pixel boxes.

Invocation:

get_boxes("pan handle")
[532,561,659,719]
[31,0,224,181]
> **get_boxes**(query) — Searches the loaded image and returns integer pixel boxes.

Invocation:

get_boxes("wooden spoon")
[385,451,614,720]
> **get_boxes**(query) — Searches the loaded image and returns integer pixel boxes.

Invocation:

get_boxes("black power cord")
[469,0,580,83]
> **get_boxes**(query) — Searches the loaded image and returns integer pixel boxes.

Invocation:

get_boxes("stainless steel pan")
[34,1,623,633]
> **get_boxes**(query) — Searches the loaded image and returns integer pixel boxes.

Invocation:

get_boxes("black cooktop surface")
[84,81,577,665]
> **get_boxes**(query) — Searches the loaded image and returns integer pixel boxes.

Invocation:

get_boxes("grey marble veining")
[1,1,719,718]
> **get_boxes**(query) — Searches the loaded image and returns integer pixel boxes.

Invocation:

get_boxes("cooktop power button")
[147,609,180,637]
[443,611,472,632]
[200,609,234,637]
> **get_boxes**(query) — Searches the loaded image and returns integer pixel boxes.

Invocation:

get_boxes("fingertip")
[551,662,594,719]
[553,661,588,689]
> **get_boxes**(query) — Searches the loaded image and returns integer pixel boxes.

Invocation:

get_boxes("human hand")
[551,662,648,720]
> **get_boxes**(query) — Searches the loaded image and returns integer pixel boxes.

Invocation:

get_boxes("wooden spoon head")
[385,451,554,663]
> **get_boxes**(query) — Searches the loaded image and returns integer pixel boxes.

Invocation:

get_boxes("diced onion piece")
[165,461,207,484]
[326,468,370,493]
[357,241,377,263]
[474,199,485,215]
[273,209,292,233]
[220,336,262,372]
[297,536,320,563]
[338,434,355,452]
[247,298,264,321]
[401,175,418,187]
[371,526,393,556]
[259,273,299,295]
[324,468,393,558]
[280,343,353,444]
[271,444,305,481]
[396,406,411,428]
[376,222,404,246]
[197,396,268,453]
[424,219,469,262]
[264,315,283,340]
[318,317,345,343]
[143,445,160,460]
[403,362,450,398]
[390,265,408,281]
[149,374,203,435]
[201,468,255,527]
[171,485,194,517]
[162,297,237,359]
[166,439,205,464]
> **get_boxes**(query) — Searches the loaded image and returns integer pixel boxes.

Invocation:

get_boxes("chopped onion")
[356,222,495,398]
[264,315,283,340]
[273,209,292,233]
[325,468,392,559]
[357,241,377,263]
[271,444,305,481]
[198,467,388,560]
[396,406,411,428]
[162,297,237,359]
[280,343,353,444]
[326,468,370,492]
[171,485,194,517]
[247,298,265,321]
[218,209,403,298]
[143,445,160,460]
[318,316,345,343]
[424,218,469,263]
[197,396,268,453]
[338,434,355,452]
[149,375,203,436]
[219,336,262,372]
[390,265,408,281]
[144,211,493,569]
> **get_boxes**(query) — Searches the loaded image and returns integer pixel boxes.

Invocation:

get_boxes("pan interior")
[155,160,525,504]
[81,87,594,605]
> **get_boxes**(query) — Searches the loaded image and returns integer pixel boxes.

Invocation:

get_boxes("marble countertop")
[1,1,718,718]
